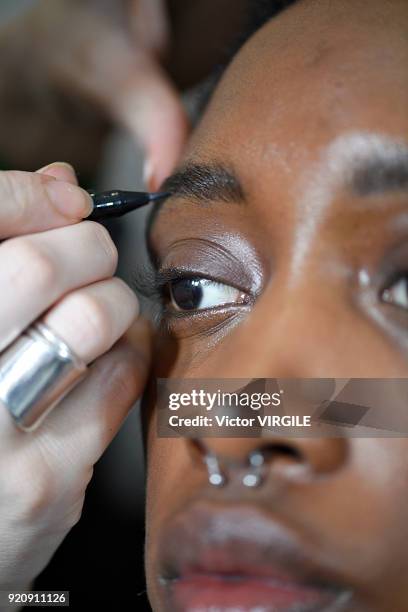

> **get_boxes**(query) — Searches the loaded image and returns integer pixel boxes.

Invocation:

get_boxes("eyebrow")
[334,135,408,197]
[147,136,408,243]
[157,140,408,206]
[161,162,245,204]
[145,163,245,241]
[350,152,408,197]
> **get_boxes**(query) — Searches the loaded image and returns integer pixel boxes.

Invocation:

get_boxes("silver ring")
[0,320,88,431]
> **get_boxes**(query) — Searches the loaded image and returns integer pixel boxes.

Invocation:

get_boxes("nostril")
[260,442,305,463]
[190,438,204,454]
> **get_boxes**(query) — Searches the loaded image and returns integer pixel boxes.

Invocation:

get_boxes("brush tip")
[149,191,171,202]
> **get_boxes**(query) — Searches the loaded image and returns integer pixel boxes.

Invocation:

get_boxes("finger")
[128,0,188,189]
[0,318,152,477]
[109,57,190,190]
[0,168,92,239]
[129,0,170,58]
[42,277,139,363]
[0,221,117,350]
[44,317,152,468]
[36,161,79,185]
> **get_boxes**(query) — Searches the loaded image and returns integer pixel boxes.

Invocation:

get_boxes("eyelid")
[137,234,266,334]
[149,236,265,293]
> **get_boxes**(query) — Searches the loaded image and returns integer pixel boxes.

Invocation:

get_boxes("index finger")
[0,162,93,239]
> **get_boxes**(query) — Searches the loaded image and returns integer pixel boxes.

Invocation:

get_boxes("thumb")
[110,57,190,191]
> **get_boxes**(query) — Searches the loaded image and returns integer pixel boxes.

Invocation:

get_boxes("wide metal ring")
[0,320,88,431]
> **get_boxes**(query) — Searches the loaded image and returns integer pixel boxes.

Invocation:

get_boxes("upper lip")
[157,501,352,608]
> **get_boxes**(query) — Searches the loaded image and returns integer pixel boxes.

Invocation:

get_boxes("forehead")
[185,0,408,187]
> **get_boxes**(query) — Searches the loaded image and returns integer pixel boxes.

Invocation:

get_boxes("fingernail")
[37,161,75,175]
[45,180,93,218]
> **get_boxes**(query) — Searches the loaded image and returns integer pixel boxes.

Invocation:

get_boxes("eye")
[381,274,408,310]
[168,277,249,312]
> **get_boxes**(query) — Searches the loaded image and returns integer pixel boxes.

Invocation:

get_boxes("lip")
[157,502,353,612]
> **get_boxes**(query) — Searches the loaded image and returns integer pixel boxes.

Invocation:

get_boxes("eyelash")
[130,256,408,349]
[132,265,219,309]
[130,263,172,314]
[130,263,250,321]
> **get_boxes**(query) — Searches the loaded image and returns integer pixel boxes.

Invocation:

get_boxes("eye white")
[198,280,244,309]
[170,278,246,311]
[382,277,408,309]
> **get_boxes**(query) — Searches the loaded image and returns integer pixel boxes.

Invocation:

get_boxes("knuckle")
[83,221,118,274]
[23,479,57,521]
[4,458,93,527]
[94,341,143,406]
[3,237,57,291]
[65,499,85,530]
[0,171,40,226]
[112,277,140,314]
[109,358,140,405]
[58,469,92,529]
[6,459,58,523]
[75,293,113,344]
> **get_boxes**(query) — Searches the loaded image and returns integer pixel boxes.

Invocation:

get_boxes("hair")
[195,0,300,116]
[237,0,300,53]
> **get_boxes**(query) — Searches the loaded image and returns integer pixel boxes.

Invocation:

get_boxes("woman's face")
[144,0,408,610]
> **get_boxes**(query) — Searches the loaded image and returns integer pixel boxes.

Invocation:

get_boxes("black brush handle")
[87,190,169,220]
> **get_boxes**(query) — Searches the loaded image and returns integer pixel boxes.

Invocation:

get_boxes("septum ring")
[0,320,88,431]
[192,440,267,489]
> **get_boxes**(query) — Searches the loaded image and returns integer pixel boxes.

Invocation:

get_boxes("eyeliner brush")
[86,190,170,221]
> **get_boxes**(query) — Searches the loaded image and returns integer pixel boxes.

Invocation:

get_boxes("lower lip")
[170,573,336,612]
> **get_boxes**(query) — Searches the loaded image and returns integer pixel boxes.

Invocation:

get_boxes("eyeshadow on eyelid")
[157,238,264,294]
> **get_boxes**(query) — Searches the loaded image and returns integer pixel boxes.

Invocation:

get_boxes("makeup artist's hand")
[0,162,151,604]
[0,0,189,188]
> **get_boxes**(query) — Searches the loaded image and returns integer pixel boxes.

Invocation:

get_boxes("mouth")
[157,502,353,612]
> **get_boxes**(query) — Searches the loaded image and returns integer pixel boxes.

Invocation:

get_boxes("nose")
[188,435,347,487]
[209,276,402,379]
[184,278,357,488]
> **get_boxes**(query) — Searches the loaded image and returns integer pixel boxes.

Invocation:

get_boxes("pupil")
[171,279,203,310]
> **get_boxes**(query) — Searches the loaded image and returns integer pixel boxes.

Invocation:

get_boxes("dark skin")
[144,0,408,610]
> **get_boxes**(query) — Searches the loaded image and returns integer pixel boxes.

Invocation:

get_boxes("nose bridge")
[197,282,353,484]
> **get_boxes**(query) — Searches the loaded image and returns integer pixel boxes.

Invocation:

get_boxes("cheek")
[153,310,408,381]
[145,417,198,545]
[146,435,198,521]
[349,440,408,581]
